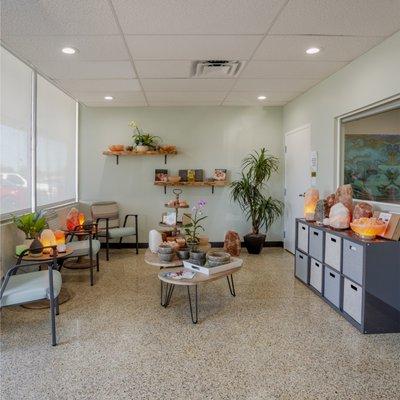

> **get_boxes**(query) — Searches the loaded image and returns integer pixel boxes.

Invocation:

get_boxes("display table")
[144,248,183,268]
[158,262,242,324]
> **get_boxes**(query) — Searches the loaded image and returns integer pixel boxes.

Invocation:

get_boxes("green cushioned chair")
[90,201,138,261]
[0,257,61,346]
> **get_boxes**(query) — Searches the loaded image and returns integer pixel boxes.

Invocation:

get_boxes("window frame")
[0,46,78,221]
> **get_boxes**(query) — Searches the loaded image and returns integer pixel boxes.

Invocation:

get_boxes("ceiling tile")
[223,100,286,106]
[135,60,193,78]
[58,79,142,92]
[32,61,135,80]
[1,0,119,35]
[270,0,400,36]
[224,91,301,105]
[253,35,384,61]
[142,79,234,92]
[126,35,262,60]
[1,35,129,62]
[233,78,319,92]
[241,60,347,79]
[72,91,145,102]
[146,92,226,101]
[112,0,287,34]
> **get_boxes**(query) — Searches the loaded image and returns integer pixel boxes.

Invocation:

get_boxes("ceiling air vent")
[192,60,242,78]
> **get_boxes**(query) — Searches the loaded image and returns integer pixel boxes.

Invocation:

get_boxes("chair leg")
[135,215,139,255]
[55,296,59,316]
[49,296,57,346]
[106,235,110,261]
[96,253,99,272]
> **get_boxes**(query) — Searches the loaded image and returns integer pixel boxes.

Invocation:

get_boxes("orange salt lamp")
[40,229,56,253]
[350,217,386,239]
[304,188,319,221]
[78,212,85,227]
[54,230,66,252]
[66,207,80,230]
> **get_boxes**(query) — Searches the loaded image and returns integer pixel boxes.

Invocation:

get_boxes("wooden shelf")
[155,180,229,194]
[103,150,177,165]
[164,204,190,209]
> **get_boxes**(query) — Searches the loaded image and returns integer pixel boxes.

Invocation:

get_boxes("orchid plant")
[183,200,207,249]
[128,120,160,149]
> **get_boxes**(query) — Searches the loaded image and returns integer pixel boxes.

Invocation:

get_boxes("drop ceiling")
[1,0,400,107]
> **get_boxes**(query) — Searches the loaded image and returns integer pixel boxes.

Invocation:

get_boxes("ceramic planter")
[243,233,266,254]
[136,145,149,153]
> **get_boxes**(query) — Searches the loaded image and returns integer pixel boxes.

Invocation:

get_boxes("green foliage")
[183,201,207,247]
[230,148,283,235]
[12,211,48,239]
[129,120,161,149]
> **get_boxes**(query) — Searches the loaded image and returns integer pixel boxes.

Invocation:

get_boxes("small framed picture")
[179,169,188,182]
[213,169,227,181]
[155,169,168,182]
[194,169,204,182]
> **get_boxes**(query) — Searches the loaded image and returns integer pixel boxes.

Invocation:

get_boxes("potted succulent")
[230,148,283,254]
[183,200,207,260]
[129,120,161,152]
[13,211,48,247]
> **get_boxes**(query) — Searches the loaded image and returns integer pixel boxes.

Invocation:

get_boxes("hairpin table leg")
[187,285,198,324]
[227,275,236,297]
[161,282,175,308]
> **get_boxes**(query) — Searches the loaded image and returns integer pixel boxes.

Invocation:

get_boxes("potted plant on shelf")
[230,148,283,254]
[183,200,207,260]
[129,120,161,153]
[13,211,48,247]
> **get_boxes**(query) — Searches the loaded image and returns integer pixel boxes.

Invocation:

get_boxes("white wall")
[79,106,284,243]
[283,31,400,211]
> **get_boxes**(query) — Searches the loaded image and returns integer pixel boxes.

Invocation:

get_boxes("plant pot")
[177,248,190,260]
[244,233,266,254]
[136,145,149,153]
[190,250,206,261]
[158,252,174,262]
[158,244,173,254]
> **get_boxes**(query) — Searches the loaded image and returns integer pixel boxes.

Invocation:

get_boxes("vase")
[136,145,149,153]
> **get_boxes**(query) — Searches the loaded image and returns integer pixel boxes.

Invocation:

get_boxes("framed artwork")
[155,169,168,182]
[213,169,227,181]
[179,169,188,182]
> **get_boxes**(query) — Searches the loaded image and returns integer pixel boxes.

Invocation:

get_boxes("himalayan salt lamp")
[54,230,66,253]
[66,207,80,231]
[304,188,319,221]
[223,231,241,256]
[326,193,335,208]
[350,217,386,239]
[334,184,354,215]
[352,202,373,221]
[40,229,56,253]
[328,203,351,229]
[149,229,163,253]
[78,212,85,226]
[314,199,329,223]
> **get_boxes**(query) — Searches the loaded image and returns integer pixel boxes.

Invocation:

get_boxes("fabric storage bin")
[343,278,362,324]
[324,233,341,272]
[310,258,323,293]
[342,240,364,285]
[297,223,309,253]
[324,266,341,308]
[295,250,308,284]
[309,227,323,262]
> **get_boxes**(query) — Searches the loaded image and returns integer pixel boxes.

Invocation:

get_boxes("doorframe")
[284,124,311,252]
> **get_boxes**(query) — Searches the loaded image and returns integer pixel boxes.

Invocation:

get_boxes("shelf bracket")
[212,185,214,194]
[115,155,119,165]
[164,154,167,165]
[164,186,167,195]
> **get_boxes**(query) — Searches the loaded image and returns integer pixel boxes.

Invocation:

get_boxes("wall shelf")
[103,150,177,165]
[154,180,229,194]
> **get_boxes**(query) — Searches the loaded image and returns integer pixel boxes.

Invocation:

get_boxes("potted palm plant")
[230,148,283,254]
[13,211,48,247]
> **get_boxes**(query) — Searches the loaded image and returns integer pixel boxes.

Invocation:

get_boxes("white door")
[284,125,311,253]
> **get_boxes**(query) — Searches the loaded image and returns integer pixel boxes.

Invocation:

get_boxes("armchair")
[90,202,138,261]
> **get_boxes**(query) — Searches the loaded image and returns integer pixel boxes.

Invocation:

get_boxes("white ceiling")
[1,0,400,107]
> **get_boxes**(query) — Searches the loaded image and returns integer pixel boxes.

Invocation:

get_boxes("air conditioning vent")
[192,60,242,78]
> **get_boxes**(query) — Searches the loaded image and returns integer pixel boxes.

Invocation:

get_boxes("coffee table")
[158,262,242,324]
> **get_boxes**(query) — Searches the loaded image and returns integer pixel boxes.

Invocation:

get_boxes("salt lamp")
[304,188,319,221]
[334,184,353,216]
[54,230,66,253]
[40,229,57,253]
[328,203,350,229]
[314,199,329,224]
[352,202,373,221]
[78,212,85,226]
[350,217,386,239]
[66,207,80,230]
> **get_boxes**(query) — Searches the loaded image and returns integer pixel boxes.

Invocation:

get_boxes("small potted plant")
[183,200,207,261]
[13,211,48,248]
[230,148,283,254]
[129,120,161,153]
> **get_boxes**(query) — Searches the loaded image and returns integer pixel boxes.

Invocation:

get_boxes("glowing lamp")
[78,212,85,226]
[40,229,56,253]
[54,230,66,252]
[350,218,386,239]
[66,207,80,230]
[304,188,319,221]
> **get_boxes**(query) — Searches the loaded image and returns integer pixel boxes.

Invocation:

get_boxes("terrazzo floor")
[1,248,400,400]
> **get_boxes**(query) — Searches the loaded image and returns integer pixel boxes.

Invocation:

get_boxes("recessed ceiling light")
[257,95,267,100]
[306,47,320,55]
[104,96,114,100]
[62,47,77,55]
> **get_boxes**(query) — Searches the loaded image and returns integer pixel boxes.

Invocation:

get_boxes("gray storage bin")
[295,250,308,284]
[343,278,362,324]
[324,266,341,308]
[324,233,341,272]
[342,240,364,285]
[310,258,323,293]
[297,223,309,253]
[309,227,323,262]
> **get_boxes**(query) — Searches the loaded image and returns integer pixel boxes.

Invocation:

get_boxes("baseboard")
[101,241,284,249]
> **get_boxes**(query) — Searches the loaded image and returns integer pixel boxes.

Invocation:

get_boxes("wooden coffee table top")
[158,265,242,286]
[16,249,74,261]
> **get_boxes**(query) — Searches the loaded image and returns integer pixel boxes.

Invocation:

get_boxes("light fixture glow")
[306,47,320,55]
[257,95,267,100]
[62,47,77,55]
[104,96,114,100]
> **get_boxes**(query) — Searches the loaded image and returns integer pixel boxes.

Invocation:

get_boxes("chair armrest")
[95,217,110,237]
[66,222,98,241]
[122,214,138,227]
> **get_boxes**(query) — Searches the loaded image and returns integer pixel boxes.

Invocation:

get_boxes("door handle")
[298,193,305,197]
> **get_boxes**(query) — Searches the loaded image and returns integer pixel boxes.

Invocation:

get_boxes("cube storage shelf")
[294,218,400,334]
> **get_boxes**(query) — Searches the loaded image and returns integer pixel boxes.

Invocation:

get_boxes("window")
[0,46,77,218]
[342,105,400,204]
[36,76,77,207]
[0,47,32,215]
